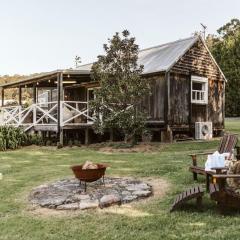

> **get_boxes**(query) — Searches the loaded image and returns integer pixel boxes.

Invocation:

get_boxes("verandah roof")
[0,69,90,88]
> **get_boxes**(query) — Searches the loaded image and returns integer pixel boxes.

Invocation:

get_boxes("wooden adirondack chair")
[210,174,240,211]
[170,185,204,212]
[189,134,238,181]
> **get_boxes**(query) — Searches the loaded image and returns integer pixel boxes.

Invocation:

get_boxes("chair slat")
[170,185,204,212]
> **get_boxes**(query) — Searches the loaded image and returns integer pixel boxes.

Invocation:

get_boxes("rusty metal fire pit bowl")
[71,163,108,191]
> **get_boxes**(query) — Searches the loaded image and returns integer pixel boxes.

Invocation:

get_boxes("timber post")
[85,128,89,145]
[19,86,22,105]
[33,84,37,126]
[167,71,171,122]
[1,88,4,107]
[57,72,64,145]
[110,128,114,142]
[162,71,173,143]
[33,84,37,103]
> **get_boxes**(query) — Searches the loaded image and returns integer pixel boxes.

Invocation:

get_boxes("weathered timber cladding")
[142,75,165,122]
[171,39,224,129]
[191,104,207,123]
[168,73,190,125]
[208,80,224,128]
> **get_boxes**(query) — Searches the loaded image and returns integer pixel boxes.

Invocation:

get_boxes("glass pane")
[193,91,196,100]
[192,82,203,90]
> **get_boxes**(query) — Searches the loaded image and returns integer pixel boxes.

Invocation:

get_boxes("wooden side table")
[206,167,228,192]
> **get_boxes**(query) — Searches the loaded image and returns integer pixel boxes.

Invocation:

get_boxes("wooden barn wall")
[191,104,207,123]
[168,73,190,125]
[141,74,165,122]
[171,39,225,129]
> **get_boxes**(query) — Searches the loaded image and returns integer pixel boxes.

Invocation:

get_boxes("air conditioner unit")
[195,122,213,140]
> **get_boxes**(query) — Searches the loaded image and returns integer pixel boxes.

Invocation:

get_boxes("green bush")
[0,126,43,151]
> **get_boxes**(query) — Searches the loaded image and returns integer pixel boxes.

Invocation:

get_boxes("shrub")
[0,126,26,150]
[0,126,43,151]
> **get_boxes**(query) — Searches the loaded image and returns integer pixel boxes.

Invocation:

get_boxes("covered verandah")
[0,69,99,144]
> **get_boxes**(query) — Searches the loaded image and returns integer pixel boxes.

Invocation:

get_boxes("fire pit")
[29,177,153,210]
[71,163,107,191]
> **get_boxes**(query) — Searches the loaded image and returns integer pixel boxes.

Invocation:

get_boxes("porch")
[0,69,98,144]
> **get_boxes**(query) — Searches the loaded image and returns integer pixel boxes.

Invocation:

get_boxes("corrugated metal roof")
[76,36,198,74]
[76,63,93,72]
[138,36,198,74]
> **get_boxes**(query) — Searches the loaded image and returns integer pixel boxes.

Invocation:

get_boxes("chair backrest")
[218,134,238,154]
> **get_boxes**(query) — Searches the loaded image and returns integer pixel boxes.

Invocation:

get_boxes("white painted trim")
[191,75,208,104]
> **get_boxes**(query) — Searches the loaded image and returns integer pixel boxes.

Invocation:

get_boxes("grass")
[0,119,240,240]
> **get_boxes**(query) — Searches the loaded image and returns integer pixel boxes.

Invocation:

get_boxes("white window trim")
[191,76,208,104]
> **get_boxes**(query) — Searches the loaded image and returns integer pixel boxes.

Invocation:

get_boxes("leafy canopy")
[90,30,150,142]
[207,18,240,117]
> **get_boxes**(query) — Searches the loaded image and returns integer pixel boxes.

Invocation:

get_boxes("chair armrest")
[189,152,213,167]
[189,152,213,157]
[212,174,240,179]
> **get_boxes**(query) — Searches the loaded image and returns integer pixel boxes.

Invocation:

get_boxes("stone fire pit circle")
[29,177,152,210]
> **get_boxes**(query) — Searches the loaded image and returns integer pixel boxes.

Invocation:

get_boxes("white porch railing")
[60,101,95,126]
[0,101,95,131]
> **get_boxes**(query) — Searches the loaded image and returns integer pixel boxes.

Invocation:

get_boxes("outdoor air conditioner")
[195,122,213,140]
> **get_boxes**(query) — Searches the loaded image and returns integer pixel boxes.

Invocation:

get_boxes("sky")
[0,0,239,76]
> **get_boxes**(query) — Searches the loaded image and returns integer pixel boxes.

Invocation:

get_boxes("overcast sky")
[0,0,239,75]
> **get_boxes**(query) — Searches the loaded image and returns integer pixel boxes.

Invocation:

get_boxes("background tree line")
[0,75,34,105]
[206,18,240,117]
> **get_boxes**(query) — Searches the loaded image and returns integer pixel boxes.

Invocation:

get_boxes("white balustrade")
[0,101,95,131]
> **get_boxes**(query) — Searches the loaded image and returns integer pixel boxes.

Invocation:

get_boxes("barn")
[0,35,226,144]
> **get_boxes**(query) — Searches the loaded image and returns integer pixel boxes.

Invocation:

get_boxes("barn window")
[191,76,208,104]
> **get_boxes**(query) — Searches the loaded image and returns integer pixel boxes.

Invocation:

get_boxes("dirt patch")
[146,177,170,199]
[18,143,169,153]
[96,143,168,154]
[27,177,170,218]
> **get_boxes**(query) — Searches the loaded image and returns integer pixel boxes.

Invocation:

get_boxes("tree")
[90,30,150,143]
[207,18,240,117]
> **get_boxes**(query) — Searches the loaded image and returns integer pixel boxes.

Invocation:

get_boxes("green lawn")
[0,119,240,240]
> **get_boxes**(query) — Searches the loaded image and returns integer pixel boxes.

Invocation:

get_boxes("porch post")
[1,88,4,107]
[110,129,114,141]
[19,86,22,105]
[57,72,64,145]
[85,128,89,145]
[33,84,37,103]
[32,84,37,126]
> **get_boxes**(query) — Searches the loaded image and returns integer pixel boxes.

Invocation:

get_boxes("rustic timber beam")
[33,84,37,103]
[1,88,4,107]
[223,81,225,129]
[0,72,90,89]
[85,128,89,145]
[57,72,64,145]
[64,81,99,89]
[188,74,192,126]
[165,71,171,123]
[19,86,22,105]
[3,74,58,89]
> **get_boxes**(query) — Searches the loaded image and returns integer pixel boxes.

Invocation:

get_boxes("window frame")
[191,75,208,105]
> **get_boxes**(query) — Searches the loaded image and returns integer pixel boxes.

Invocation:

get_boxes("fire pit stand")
[71,164,107,192]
